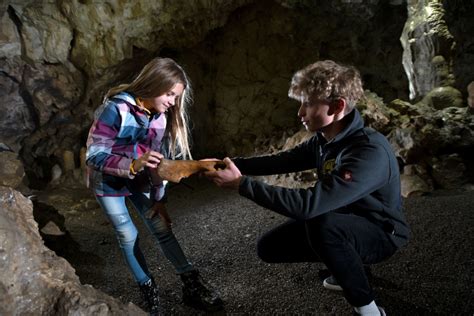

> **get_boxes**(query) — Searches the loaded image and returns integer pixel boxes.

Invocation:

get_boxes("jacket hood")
[112,91,137,105]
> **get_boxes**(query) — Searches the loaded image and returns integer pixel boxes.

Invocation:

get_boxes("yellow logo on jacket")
[323,159,336,175]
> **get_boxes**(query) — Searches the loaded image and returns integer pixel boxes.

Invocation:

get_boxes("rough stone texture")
[422,86,463,110]
[401,0,455,100]
[0,186,146,315]
[0,0,472,191]
[443,0,474,97]
[0,58,36,153]
[250,88,474,194]
[0,5,21,59]
[1,0,408,185]
[10,1,72,63]
[22,62,84,125]
[0,151,25,188]
[401,174,432,197]
[200,1,302,156]
[400,164,434,197]
[57,0,253,76]
[334,87,474,193]
[468,81,474,109]
[431,153,469,189]
[253,129,317,189]
[358,91,398,134]
[184,0,407,157]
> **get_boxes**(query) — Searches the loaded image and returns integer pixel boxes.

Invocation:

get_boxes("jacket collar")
[114,92,161,119]
[317,109,365,145]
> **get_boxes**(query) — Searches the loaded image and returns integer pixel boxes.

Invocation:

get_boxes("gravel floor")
[36,177,474,315]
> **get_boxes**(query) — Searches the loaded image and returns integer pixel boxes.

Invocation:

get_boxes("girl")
[86,57,222,314]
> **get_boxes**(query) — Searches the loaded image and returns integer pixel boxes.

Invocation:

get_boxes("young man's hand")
[204,157,242,190]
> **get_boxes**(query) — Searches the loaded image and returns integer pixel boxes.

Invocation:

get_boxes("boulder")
[0,186,146,315]
[0,151,25,188]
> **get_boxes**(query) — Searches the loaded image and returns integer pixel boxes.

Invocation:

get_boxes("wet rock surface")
[33,178,473,315]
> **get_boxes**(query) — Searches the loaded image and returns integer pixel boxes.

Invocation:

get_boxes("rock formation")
[0,1,472,202]
[0,186,146,315]
[401,0,455,100]
[0,1,473,312]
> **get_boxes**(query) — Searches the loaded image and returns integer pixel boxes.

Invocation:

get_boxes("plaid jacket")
[86,92,167,201]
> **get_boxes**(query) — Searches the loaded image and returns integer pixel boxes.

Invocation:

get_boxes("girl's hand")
[133,150,164,172]
[204,157,242,190]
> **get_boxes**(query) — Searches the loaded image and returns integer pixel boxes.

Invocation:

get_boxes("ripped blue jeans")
[96,192,194,285]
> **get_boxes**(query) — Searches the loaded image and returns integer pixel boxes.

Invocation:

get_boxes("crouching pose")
[86,57,223,315]
[205,60,409,315]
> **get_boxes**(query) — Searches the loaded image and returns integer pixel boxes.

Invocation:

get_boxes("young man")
[205,60,409,315]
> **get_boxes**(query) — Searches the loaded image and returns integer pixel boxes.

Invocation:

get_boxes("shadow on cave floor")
[34,177,474,315]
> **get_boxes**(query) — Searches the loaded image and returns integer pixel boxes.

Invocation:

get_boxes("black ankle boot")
[180,270,223,312]
[139,278,161,315]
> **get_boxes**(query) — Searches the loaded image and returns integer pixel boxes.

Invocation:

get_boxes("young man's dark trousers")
[257,212,397,307]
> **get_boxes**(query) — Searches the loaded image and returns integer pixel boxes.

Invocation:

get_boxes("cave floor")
[35,177,474,315]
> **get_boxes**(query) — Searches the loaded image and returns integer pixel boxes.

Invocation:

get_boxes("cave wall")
[0,0,254,185]
[443,0,474,97]
[0,0,473,188]
[181,0,408,157]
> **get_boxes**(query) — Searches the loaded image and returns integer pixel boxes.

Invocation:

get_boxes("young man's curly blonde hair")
[288,60,364,112]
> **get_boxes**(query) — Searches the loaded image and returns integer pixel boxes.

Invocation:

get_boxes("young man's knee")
[307,213,341,234]
[306,214,349,252]
[256,236,279,263]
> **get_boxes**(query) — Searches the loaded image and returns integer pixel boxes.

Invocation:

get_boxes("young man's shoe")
[323,275,343,291]
[353,306,386,316]
[322,266,371,292]
[139,277,161,316]
[180,270,224,312]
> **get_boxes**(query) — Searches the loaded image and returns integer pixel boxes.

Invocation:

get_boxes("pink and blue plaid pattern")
[86,92,167,201]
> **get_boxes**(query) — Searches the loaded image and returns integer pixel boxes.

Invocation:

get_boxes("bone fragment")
[156,159,225,183]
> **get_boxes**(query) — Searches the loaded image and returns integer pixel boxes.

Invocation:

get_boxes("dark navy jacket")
[234,109,409,248]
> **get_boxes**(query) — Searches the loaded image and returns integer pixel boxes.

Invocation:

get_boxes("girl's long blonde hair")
[105,57,192,159]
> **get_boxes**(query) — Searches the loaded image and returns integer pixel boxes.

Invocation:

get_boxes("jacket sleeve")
[85,101,134,178]
[233,136,318,175]
[148,134,171,202]
[238,141,392,220]
[149,164,168,200]
[151,182,167,202]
